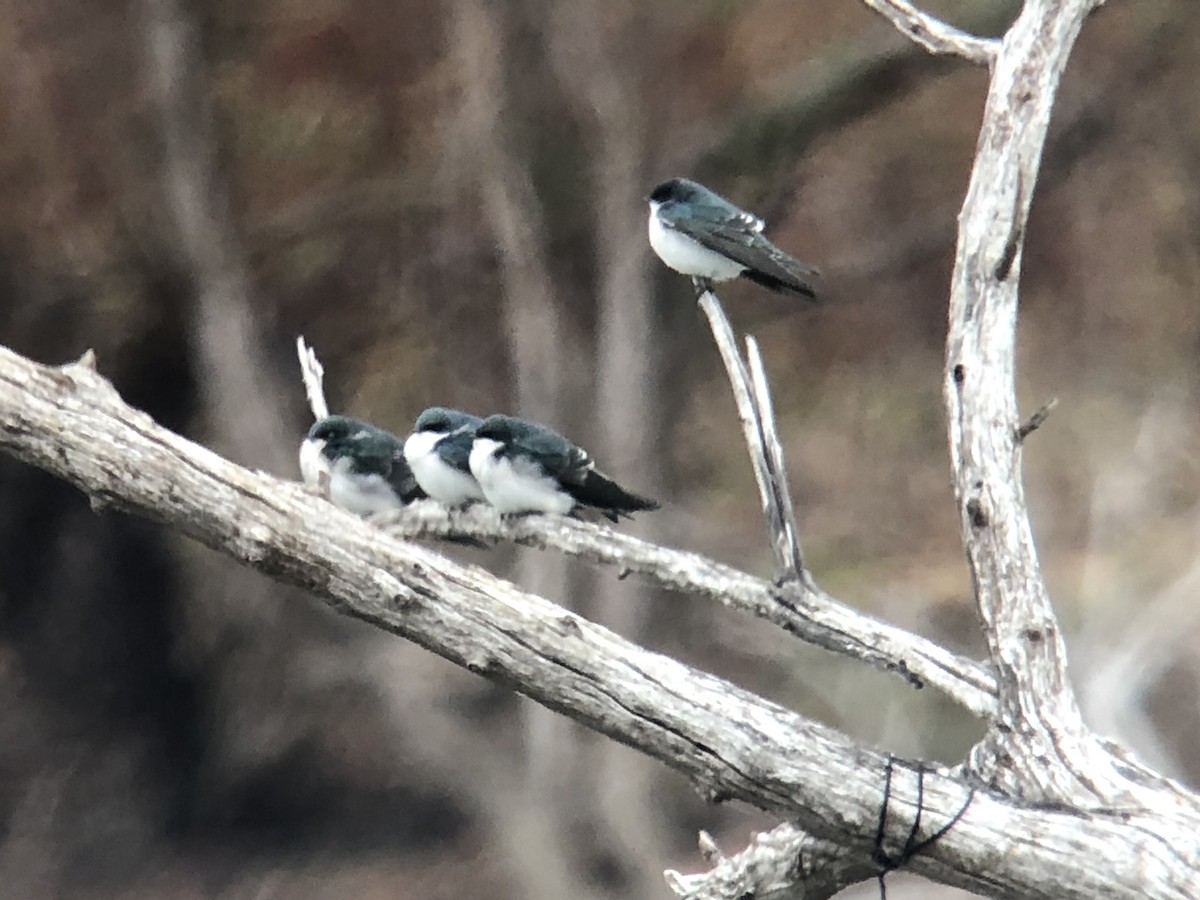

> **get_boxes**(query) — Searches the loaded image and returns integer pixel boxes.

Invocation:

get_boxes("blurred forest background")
[0,0,1198,897]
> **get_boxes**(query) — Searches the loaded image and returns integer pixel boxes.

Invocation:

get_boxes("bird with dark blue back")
[300,415,425,516]
[468,415,658,521]
[648,177,821,300]
[403,407,487,506]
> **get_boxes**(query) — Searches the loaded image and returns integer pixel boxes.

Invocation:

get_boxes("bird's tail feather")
[569,471,659,521]
[741,248,821,301]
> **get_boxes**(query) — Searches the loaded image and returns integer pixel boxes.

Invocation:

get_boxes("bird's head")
[305,415,400,465]
[648,177,703,206]
[414,406,481,435]
[473,414,522,444]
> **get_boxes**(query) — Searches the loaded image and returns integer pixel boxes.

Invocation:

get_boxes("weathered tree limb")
[375,493,998,718]
[297,307,992,723]
[669,0,1194,895]
[934,0,1129,803]
[745,335,808,582]
[860,0,1000,64]
[697,292,805,585]
[3,342,1200,898]
[689,292,997,713]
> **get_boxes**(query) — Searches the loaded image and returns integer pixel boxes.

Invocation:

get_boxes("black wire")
[873,754,977,899]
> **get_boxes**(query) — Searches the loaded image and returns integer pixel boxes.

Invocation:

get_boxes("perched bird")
[403,407,487,506]
[468,414,658,521]
[300,415,425,516]
[647,177,821,300]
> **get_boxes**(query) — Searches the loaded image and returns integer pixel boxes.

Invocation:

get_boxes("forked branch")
[697,291,805,584]
[861,0,1000,64]
[296,331,997,715]
[0,342,1196,899]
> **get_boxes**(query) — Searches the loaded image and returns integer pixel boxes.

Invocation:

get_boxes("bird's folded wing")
[436,430,476,474]
[501,429,590,481]
[386,450,427,503]
[667,212,822,299]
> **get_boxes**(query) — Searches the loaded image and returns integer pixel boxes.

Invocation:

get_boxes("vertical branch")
[295,336,328,421]
[697,291,803,585]
[938,0,1116,800]
[746,337,806,583]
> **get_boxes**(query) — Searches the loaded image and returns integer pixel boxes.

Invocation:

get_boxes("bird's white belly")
[470,439,574,515]
[405,431,485,504]
[648,211,744,281]
[329,459,401,516]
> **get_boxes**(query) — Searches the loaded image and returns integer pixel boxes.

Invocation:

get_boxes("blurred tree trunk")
[449,3,598,899]
[140,0,345,803]
[547,4,674,896]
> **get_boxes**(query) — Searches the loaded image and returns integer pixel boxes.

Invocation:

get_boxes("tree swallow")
[403,407,487,506]
[300,415,426,516]
[468,414,659,521]
[647,177,821,300]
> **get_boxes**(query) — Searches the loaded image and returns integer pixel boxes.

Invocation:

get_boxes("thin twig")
[295,335,329,421]
[860,0,1000,65]
[746,336,806,583]
[697,291,799,584]
[1015,397,1058,443]
[665,821,870,900]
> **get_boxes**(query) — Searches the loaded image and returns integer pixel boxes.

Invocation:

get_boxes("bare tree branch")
[666,0,1187,892]
[295,336,328,421]
[2,343,1200,898]
[745,335,806,586]
[860,0,1000,64]
[938,0,1121,802]
[665,822,870,900]
[697,292,804,584]
[376,502,998,716]
[688,293,997,715]
[1015,397,1057,443]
